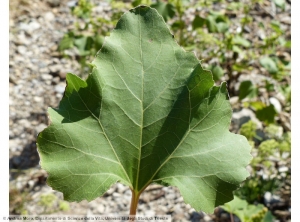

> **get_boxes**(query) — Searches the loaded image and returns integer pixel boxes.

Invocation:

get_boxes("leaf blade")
[37,6,251,213]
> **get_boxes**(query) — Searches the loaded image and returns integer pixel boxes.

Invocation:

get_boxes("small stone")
[36,123,47,133]
[166,193,176,200]
[116,183,127,193]
[230,96,239,105]
[16,32,31,45]
[282,152,290,159]
[232,108,262,129]
[52,76,60,84]
[28,180,35,189]
[34,96,43,103]
[173,204,183,214]
[97,204,105,214]
[67,0,77,8]
[47,0,61,7]
[112,192,121,198]
[54,84,66,94]
[20,21,41,33]
[19,119,31,128]
[44,12,55,21]
[279,166,289,173]
[203,215,212,221]
[17,45,27,55]
[144,210,155,216]
[49,64,61,73]
[270,97,282,113]
[40,67,50,73]
[41,74,53,80]
[264,191,281,205]
[58,71,67,79]
[12,156,22,166]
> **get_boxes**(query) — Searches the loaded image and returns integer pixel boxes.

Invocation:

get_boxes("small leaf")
[206,12,229,33]
[249,101,266,110]
[232,35,251,48]
[238,81,258,100]
[221,196,272,222]
[211,65,224,81]
[221,196,248,213]
[132,0,142,7]
[256,105,277,124]
[272,0,286,10]
[58,32,75,51]
[74,36,94,56]
[192,15,206,30]
[37,6,251,214]
[260,57,278,74]
[151,1,176,21]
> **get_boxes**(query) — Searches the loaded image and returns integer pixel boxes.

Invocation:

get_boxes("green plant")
[38,193,70,214]
[37,6,251,215]
[58,0,129,74]
[9,187,30,215]
[239,120,260,141]
[221,195,274,222]
[236,122,290,204]
[39,193,57,208]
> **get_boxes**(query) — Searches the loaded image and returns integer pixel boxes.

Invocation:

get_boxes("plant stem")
[230,213,234,222]
[129,189,140,216]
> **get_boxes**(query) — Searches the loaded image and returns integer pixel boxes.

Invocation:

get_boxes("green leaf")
[37,6,251,213]
[58,32,75,51]
[74,36,94,56]
[258,139,279,157]
[211,65,224,81]
[238,81,258,100]
[239,120,258,141]
[221,196,272,222]
[259,57,278,74]
[150,1,176,21]
[206,11,230,33]
[192,15,206,30]
[232,35,251,48]
[221,195,248,213]
[272,0,286,10]
[256,105,277,124]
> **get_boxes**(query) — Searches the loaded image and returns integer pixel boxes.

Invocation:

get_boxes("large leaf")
[37,6,251,213]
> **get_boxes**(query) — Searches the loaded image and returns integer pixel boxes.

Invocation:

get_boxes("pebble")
[47,0,61,7]
[44,12,55,21]
[270,97,282,113]
[232,108,262,129]
[21,21,41,33]
[67,0,77,8]
[97,205,105,214]
[19,119,31,128]
[264,191,281,205]
[34,96,43,103]
[41,73,53,80]
[278,166,289,173]
[17,45,27,55]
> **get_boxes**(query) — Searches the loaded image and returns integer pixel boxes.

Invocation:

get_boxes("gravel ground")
[9,0,290,221]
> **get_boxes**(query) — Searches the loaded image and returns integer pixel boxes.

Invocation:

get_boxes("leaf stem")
[129,189,140,217]
[230,213,234,222]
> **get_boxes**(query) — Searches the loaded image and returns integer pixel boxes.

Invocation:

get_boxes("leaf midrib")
[136,7,144,191]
